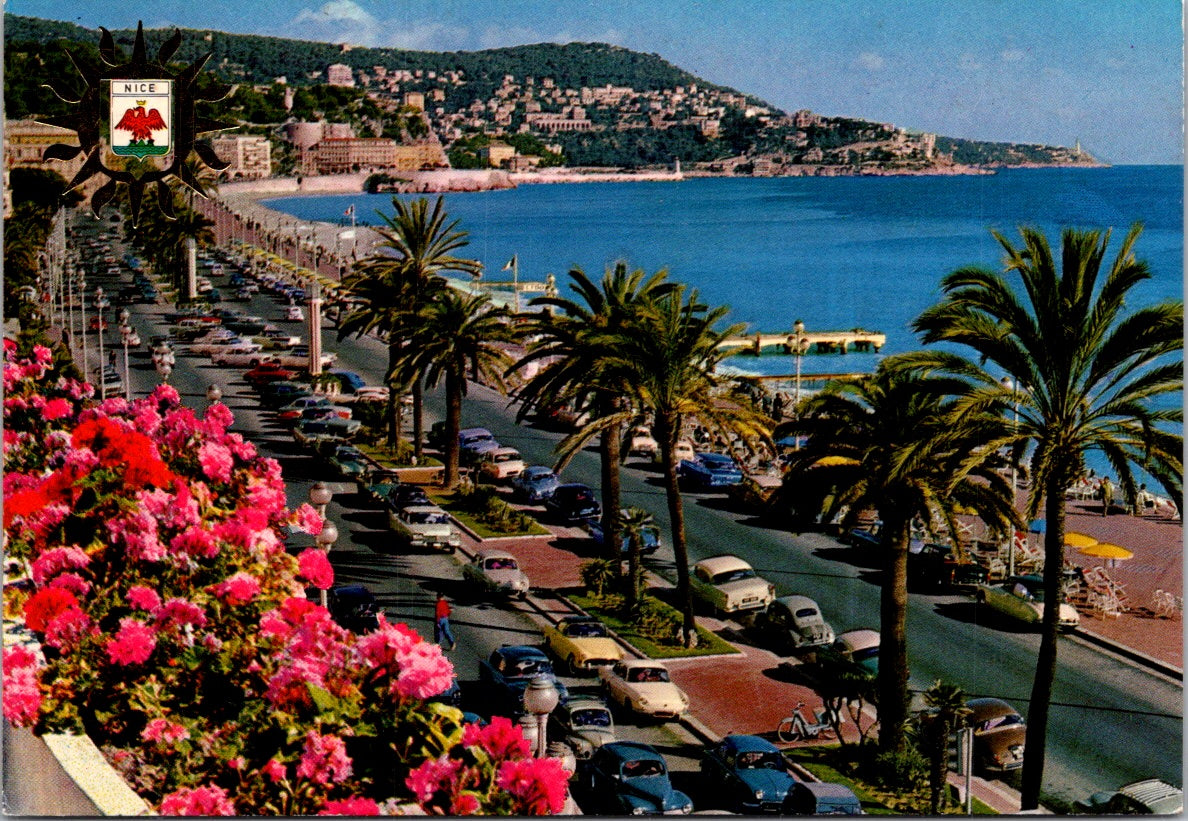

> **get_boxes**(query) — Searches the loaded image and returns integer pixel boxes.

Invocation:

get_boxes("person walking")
[1099,476,1114,516]
[434,591,456,650]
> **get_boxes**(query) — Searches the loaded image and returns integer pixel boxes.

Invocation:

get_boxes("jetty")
[719,328,886,355]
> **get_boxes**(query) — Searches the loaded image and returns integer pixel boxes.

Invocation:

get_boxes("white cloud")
[1000,48,1026,63]
[474,25,627,50]
[854,52,885,72]
[287,0,382,46]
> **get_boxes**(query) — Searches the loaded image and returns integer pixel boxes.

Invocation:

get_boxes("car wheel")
[567,655,579,676]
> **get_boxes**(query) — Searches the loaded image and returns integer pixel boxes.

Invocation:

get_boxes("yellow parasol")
[812,456,861,468]
[1077,542,1133,560]
[1064,532,1098,549]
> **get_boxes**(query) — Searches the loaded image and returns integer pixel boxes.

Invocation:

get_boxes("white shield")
[109,79,172,161]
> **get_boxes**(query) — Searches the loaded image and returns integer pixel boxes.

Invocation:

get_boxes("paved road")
[95,221,1180,807]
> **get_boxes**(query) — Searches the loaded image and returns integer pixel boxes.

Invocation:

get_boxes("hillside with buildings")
[4,14,1103,192]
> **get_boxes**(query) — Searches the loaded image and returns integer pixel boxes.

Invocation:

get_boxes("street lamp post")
[1001,376,1020,578]
[206,383,224,408]
[118,308,132,401]
[522,675,560,759]
[314,519,339,608]
[792,319,806,410]
[96,287,106,399]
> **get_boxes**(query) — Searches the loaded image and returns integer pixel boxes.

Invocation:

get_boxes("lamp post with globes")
[314,519,339,608]
[522,675,560,759]
[206,384,224,408]
[308,481,335,606]
[118,308,132,400]
[95,286,106,399]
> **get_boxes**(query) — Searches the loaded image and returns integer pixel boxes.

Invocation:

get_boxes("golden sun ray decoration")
[37,21,234,225]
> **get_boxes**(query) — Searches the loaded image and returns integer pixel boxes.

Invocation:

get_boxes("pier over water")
[719,328,886,355]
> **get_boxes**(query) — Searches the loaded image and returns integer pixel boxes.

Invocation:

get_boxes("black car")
[544,483,602,524]
[327,584,380,633]
[375,482,431,513]
[477,645,569,718]
[908,542,989,590]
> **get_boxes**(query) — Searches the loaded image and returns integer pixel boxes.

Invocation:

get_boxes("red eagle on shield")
[114,103,167,143]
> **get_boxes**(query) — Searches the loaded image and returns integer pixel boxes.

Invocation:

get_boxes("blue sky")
[9,0,1183,164]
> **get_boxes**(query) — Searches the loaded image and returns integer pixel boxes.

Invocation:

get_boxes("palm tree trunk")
[443,370,463,488]
[657,414,696,647]
[1020,486,1066,810]
[599,394,623,562]
[626,533,642,617]
[386,342,403,452]
[412,376,425,462]
[877,512,911,759]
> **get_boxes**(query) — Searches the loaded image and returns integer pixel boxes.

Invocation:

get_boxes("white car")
[599,659,689,720]
[477,447,526,481]
[672,439,696,463]
[285,305,305,321]
[689,554,775,616]
[210,349,277,367]
[461,548,530,598]
[191,336,261,356]
[627,425,658,457]
[389,505,461,553]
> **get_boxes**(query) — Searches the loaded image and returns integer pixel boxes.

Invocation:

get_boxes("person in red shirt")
[434,592,456,650]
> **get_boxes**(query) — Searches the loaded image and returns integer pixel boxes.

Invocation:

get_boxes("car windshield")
[628,667,670,683]
[738,751,784,770]
[622,759,664,778]
[509,658,550,677]
[795,607,819,619]
[484,557,518,571]
[526,469,554,481]
[1011,581,1043,601]
[409,511,449,525]
[571,709,611,728]
[494,452,518,462]
[713,568,756,584]
[566,622,608,638]
[980,713,1024,732]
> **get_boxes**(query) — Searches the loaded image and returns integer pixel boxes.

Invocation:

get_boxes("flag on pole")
[344,204,355,217]
[502,254,517,271]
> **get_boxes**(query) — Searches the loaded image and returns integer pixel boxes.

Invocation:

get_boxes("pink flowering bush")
[2,344,567,815]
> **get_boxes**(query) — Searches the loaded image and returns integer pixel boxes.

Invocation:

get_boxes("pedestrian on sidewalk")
[1100,476,1114,516]
[434,592,456,650]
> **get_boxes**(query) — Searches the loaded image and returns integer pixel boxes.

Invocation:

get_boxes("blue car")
[586,742,693,815]
[477,645,569,719]
[586,511,662,555]
[544,483,602,524]
[511,465,562,502]
[678,451,744,489]
[700,734,797,813]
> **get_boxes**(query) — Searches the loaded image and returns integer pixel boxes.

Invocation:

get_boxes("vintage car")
[461,548,530,598]
[782,782,863,815]
[373,482,431,513]
[752,594,835,653]
[700,734,798,814]
[244,362,297,385]
[626,425,659,457]
[833,629,880,678]
[975,574,1080,631]
[689,554,776,616]
[389,505,461,553]
[544,483,602,524]
[598,659,689,721]
[586,742,693,816]
[672,439,696,463]
[510,466,562,502]
[324,443,373,482]
[477,645,568,718]
[586,513,662,556]
[543,616,623,674]
[476,447,526,482]
[908,541,989,590]
[1074,779,1183,815]
[548,697,616,764]
[968,697,1027,774]
[291,417,362,446]
[678,451,744,489]
[326,584,380,634]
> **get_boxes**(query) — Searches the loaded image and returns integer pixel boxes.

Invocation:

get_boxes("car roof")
[564,696,611,711]
[837,629,880,650]
[695,554,754,574]
[966,698,1021,721]
[496,644,548,661]
[403,505,446,515]
[1117,779,1183,813]
[796,782,860,800]
[619,658,666,670]
[722,734,781,754]
[476,548,517,560]
[776,594,819,610]
[601,741,663,762]
[560,615,602,626]
[522,465,555,477]
[459,427,493,437]
[488,447,521,456]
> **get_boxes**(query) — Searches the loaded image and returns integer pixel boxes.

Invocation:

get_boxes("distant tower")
[674,158,681,174]
[1074,139,1082,157]
[283,87,294,112]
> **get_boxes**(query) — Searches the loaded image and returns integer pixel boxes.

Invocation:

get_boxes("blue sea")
[267,165,1183,380]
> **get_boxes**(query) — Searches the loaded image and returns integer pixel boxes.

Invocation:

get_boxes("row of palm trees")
[323,196,1180,809]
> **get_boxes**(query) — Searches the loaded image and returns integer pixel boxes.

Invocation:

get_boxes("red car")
[244,362,295,385]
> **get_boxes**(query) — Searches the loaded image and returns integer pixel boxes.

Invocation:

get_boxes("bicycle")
[776,701,839,743]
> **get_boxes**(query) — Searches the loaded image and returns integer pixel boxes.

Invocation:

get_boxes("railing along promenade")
[719,328,886,356]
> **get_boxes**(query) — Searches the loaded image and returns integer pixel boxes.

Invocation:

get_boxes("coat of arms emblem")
[110,80,172,160]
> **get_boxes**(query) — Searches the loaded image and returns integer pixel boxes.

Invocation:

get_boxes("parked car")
[544,483,602,524]
[908,541,989,590]
[325,444,373,482]
[291,417,361,445]
[689,554,776,616]
[585,742,693,815]
[626,425,658,457]
[586,513,662,555]
[968,697,1027,774]
[326,584,380,633]
[975,574,1080,631]
[700,734,798,814]
[461,548,530,598]
[373,482,431,513]
[672,439,696,463]
[389,505,461,553]
[476,447,526,482]
[276,397,350,422]
[543,616,623,675]
[477,645,569,718]
[285,305,305,321]
[598,659,688,720]
[1074,779,1183,815]
[210,349,276,367]
[753,594,836,653]
[833,629,880,678]
[259,382,313,407]
[245,362,297,385]
[782,781,863,815]
[678,451,744,489]
[510,466,562,502]
[549,697,616,765]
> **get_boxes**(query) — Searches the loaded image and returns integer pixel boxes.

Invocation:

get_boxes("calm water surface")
[269,165,1183,379]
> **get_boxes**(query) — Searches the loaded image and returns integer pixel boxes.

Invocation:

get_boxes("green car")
[975,574,1080,631]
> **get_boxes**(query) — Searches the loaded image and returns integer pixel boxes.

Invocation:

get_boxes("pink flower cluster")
[2,646,42,726]
[158,784,237,816]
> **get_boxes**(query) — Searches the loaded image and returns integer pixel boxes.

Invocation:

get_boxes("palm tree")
[774,363,1017,761]
[512,262,675,561]
[606,285,770,646]
[919,680,972,814]
[906,224,1183,809]
[620,506,656,616]
[392,289,519,487]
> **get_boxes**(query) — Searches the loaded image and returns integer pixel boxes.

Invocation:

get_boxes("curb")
[1068,627,1183,680]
